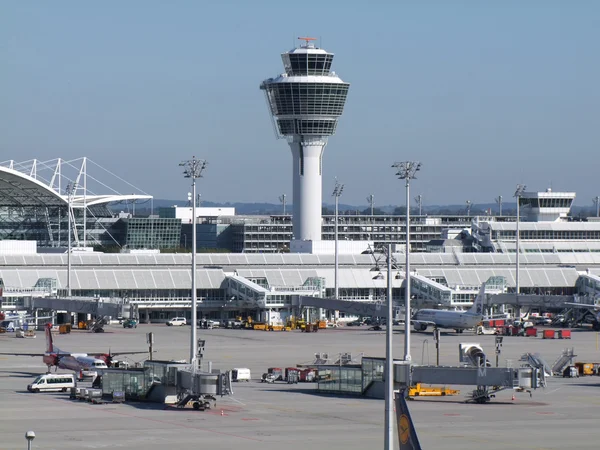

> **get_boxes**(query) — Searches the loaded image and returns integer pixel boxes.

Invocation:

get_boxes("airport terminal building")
[1,160,600,324]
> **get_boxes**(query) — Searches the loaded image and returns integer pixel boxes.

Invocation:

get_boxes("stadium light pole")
[514,184,526,310]
[393,161,421,364]
[66,182,77,298]
[496,195,503,216]
[414,194,423,216]
[594,196,600,218]
[180,157,208,369]
[367,194,375,216]
[333,180,344,307]
[279,194,287,216]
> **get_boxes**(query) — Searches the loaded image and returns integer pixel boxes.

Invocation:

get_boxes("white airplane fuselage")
[412,310,482,331]
[44,351,108,377]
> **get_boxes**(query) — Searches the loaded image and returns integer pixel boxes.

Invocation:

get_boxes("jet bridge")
[293,295,395,318]
[24,296,134,319]
[394,343,546,403]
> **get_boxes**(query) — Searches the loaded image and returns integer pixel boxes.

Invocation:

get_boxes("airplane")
[0,323,148,378]
[411,283,487,333]
[396,390,422,450]
[563,301,600,331]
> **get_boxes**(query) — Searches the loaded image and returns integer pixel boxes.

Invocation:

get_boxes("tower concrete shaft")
[261,38,349,242]
[290,137,326,241]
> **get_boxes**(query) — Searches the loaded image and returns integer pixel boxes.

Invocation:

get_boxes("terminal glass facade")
[119,218,181,250]
[317,365,363,394]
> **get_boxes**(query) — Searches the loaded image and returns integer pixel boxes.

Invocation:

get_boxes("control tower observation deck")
[260,38,350,243]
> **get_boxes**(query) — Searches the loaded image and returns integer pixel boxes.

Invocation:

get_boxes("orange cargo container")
[525,327,538,337]
[542,329,556,339]
[558,329,571,339]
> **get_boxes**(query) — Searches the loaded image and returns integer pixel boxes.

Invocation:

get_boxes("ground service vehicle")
[232,368,251,382]
[167,317,186,326]
[28,373,75,393]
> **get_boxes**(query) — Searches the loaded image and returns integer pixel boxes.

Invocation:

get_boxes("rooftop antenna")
[298,36,317,47]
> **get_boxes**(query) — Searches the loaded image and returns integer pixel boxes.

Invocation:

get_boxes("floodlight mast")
[66,182,77,297]
[179,157,208,369]
[390,161,420,450]
[514,184,526,310]
[385,243,394,450]
[279,194,287,216]
[392,161,421,363]
[367,194,375,216]
[496,195,503,216]
[594,196,600,218]
[414,194,423,216]
[332,179,344,308]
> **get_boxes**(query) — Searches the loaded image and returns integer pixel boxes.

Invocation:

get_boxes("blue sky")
[2,1,598,208]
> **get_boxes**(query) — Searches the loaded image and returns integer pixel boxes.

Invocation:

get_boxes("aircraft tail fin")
[467,283,486,315]
[395,391,422,450]
[45,323,54,353]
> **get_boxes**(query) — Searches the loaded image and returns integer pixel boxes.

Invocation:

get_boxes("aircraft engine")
[414,322,428,331]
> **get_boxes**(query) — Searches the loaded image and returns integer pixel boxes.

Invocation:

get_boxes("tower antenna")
[298,36,317,46]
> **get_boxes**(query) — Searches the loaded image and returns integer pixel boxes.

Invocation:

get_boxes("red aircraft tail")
[45,323,54,353]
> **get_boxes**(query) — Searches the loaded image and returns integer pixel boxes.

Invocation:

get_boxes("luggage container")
[284,367,298,381]
[87,389,104,404]
[287,370,300,384]
[558,329,571,339]
[70,387,79,399]
[542,329,555,339]
[525,327,538,337]
[299,368,317,382]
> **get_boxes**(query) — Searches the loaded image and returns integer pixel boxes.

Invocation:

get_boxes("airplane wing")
[0,352,47,357]
[106,351,149,357]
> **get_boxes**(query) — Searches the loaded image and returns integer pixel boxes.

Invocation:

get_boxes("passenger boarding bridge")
[576,272,600,304]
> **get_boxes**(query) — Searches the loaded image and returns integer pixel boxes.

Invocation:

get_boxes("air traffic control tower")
[261,38,350,245]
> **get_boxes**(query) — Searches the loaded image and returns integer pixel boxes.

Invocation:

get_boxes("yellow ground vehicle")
[407,383,460,397]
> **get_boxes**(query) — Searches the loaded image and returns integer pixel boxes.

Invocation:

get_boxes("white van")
[28,373,75,393]
[167,317,187,326]
[231,368,251,382]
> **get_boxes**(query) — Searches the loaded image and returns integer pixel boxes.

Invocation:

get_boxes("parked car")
[167,317,187,326]
[122,319,137,328]
[197,319,219,329]
[346,320,365,327]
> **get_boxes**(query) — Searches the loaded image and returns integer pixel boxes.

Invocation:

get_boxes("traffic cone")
[511,394,515,401]
[221,410,224,416]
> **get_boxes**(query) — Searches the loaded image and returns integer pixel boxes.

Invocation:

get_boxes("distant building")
[471,189,600,253]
